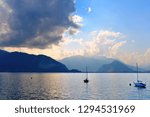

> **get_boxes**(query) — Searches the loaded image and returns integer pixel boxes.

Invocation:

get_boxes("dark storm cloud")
[0,0,78,48]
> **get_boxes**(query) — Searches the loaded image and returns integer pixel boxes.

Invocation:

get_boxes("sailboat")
[134,63,146,88]
[84,67,89,83]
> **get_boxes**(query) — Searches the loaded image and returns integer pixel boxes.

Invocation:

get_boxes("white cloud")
[109,41,127,56]
[97,30,123,39]
[70,15,83,27]
[68,15,83,35]
[116,48,150,66]
[58,30,126,58]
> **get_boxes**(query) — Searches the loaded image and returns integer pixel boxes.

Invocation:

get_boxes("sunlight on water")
[0,73,150,100]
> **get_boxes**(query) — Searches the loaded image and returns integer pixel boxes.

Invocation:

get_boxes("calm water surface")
[0,73,150,100]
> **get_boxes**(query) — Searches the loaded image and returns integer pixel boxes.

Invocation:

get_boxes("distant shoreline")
[0,71,149,73]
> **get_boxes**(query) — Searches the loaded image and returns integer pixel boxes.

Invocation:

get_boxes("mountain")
[0,49,8,54]
[141,64,150,71]
[60,55,114,72]
[0,50,68,72]
[98,60,134,73]
[128,65,146,72]
[0,49,148,73]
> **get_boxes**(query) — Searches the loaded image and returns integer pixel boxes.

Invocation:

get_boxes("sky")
[0,0,150,65]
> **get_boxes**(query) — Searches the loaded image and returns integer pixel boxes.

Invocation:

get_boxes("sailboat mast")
[136,63,138,81]
[86,66,88,80]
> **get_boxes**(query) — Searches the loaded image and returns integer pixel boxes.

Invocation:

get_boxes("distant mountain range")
[98,60,134,73]
[0,49,69,72]
[60,55,114,72]
[60,55,150,73]
[141,64,150,71]
[0,49,149,73]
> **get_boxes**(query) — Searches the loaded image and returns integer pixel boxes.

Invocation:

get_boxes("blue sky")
[76,0,150,51]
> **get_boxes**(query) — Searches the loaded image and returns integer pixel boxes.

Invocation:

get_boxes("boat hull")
[134,82,146,88]
[84,79,89,83]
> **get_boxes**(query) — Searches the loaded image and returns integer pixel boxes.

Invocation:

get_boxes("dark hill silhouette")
[98,60,134,73]
[0,50,68,72]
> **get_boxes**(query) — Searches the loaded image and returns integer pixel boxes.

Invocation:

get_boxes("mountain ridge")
[0,50,69,72]
[0,49,149,73]
[98,60,134,73]
[60,55,114,72]
[60,55,149,73]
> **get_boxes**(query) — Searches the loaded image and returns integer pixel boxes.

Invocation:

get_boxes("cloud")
[2,30,126,60]
[68,28,80,35]
[85,30,125,57]
[70,15,83,27]
[0,0,79,48]
[109,41,127,56]
[116,48,150,66]
[0,0,11,36]
[67,15,83,35]
[56,30,126,58]
[142,48,150,65]
[3,28,150,66]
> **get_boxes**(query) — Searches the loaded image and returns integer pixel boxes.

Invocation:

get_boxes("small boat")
[84,66,89,83]
[134,63,146,88]
[134,80,146,88]
[84,79,89,83]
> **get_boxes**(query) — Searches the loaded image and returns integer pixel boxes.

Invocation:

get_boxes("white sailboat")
[134,63,146,88]
[84,66,89,83]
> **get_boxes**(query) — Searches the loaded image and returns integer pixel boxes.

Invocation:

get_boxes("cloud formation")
[118,48,150,66]
[2,30,126,60]
[0,0,79,48]
[59,30,126,58]
[68,15,83,35]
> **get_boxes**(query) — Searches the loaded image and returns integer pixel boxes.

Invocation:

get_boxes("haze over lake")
[0,73,149,100]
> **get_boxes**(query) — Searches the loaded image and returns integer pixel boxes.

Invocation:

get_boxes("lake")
[0,73,150,100]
